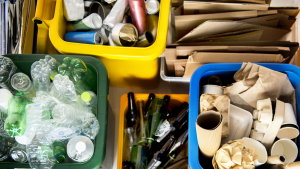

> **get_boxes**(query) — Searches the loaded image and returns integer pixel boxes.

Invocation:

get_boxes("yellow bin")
[33,0,171,89]
[117,93,189,169]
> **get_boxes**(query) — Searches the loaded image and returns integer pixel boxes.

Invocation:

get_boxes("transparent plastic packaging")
[11,73,36,100]
[82,113,100,139]
[50,75,78,103]
[31,59,51,92]
[0,56,18,94]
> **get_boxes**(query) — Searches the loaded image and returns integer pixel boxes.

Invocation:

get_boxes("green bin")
[2,54,109,169]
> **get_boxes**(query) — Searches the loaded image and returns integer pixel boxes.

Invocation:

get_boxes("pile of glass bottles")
[123,92,189,169]
[0,55,100,168]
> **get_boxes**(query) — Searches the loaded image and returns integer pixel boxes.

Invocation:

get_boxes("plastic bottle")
[32,91,59,113]
[44,55,61,80]
[0,106,9,138]
[9,143,28,163]
[0,89,13,111]
[67,136,94,162]
[52,103,91,124]
[82,113,100,139]
[4,93,31,137]
[0,56,18,94]
[15,103,51,145]
[11,73,36,100]
[80,91,97,114]
[58,57,97,94]
[31,59,51,92]
[50,75,77,104]
[0,136,16,161]
[53,141,67,163]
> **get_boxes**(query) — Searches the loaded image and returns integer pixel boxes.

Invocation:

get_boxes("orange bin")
[117,93,189,169]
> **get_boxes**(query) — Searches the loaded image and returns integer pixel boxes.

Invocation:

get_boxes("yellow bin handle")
[33,0,56,30]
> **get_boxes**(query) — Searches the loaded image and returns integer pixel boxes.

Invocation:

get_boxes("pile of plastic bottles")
[0,55,100,168]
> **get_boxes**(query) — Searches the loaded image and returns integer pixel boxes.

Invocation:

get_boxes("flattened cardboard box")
[183,1,269,15]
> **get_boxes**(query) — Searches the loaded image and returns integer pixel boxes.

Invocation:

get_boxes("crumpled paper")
[213,139,258,169]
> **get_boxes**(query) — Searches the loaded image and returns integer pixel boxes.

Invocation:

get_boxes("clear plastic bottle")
[82,113,100,139]
[52,103,92,124]
[44,55,61,80]
[50,75,77,104]
[0,106,9,138]
[11,73,36,100]
[67,136,94,162]
[31,59,51,92]
[0,56,18,94]
[80,91,97,114]
[32,91,59,113]
[0,89,13,111]
[47,125,81,141]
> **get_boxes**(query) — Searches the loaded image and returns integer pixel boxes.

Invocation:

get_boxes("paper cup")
[271,139,298,164]
[201,85,223,95]
[277,103,299,139]
[196,110,223,158]
[242,137,267,167]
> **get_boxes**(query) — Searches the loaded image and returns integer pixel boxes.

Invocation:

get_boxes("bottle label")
[169,142,181,154]
[154,161,162,167]
[155,120,170,137]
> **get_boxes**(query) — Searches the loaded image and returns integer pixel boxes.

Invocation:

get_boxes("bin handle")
[33,0,56,30]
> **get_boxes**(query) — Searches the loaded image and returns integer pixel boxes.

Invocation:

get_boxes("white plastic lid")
[76,141,87,152]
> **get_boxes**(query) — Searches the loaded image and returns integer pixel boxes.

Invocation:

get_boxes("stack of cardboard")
[165,0,300,78]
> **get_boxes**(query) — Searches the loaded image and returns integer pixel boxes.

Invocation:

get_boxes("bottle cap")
[55,154,66,163]
[81,92,92,102]
[76,141,87,152]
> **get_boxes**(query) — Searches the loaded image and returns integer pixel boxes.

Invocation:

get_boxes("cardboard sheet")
[257,10,278,16]
[175,11,257,39]
[183,52,285,78]
[183,1,269,15]
[241,13,283,27]
[176,20,291,43]
[269,7,300,18]
[174,59,187,77]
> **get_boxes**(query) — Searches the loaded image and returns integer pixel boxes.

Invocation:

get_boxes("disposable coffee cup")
[271,139,298,164]
[277,103,299,139]
[201,85,223,95]
[196,110,223,158]
[243,137,267,167]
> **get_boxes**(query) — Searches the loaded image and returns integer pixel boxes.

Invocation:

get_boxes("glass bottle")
[53,141,67,163]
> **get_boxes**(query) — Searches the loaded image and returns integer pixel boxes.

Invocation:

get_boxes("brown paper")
[196,110,223,158]
[257,10,278,16]
[174,59,187,77]
[175,11,258,39]
[183,1,269,15]
[200,94,230,138]
[176,20,290,43]
[269,7,300,18]
[164,48,177,74]
[183,52,285,78]
[241,13,283,27]
[212,139,258,169]
[267,155,286,165]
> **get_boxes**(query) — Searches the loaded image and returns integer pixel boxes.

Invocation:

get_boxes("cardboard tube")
[253,110,259,120]
[284,161,300,169]
[258,110,273,123]
[250,130,264,141]
[135,31,154,47]
[257,98,272,111]
[254,121,269,133]
[67,13,102,32]
[111,23,138,46]
[196,110,222,158]
[267,155,286,165]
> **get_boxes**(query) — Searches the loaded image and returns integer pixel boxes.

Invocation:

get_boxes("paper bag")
[200,94,230,138]
[183,1,269,15]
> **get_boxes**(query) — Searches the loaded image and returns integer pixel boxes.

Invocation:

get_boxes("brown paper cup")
[196,110,223,158]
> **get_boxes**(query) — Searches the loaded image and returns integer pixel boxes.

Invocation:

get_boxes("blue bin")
[189,63,300,169]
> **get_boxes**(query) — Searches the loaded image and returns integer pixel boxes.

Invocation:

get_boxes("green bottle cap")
[55,154,66,163]
[81,92,92,102]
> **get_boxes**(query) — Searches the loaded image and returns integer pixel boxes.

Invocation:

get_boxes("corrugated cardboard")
[183,1,269,15]
[176,46,290,56]
[175,11,257,39]
[269,7,300,18]
[241,13,283,27]
[176,20,291,43]
[174,59,187,77]
[257,10,278,16]
[186,29,263,42]
[183,52,285,78]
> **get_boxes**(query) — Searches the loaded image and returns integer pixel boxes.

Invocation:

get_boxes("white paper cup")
[277,103,299,139]
[271,139,298,164]
[242,137,267,167]
[201,85,223,95]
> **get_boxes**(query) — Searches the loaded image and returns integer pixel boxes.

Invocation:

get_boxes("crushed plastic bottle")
[80,91,97,115]
[82,113,100,139]
[0,106,9,138]
[11,73,36,100]
[31,59,51,92]
[35,119,54,146]
[58,57,97,94]
[0,56,18,94]
[67,136,94,162]
[52,103,91,124]
[50,75,78,104]
[32,91,59,114]
[4,93,31,137]
[47,125,82,142]
[15,103,51,145]
[44,55,61,80]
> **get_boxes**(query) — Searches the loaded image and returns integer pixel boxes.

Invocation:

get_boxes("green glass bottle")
[4,93,31,137]
[146,98,164,144]
[58,57,97,94]
[53,141,67,163]
[137,100,147,144]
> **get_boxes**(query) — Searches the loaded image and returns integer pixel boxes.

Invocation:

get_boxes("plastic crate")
[33,0,171,89]
[2,54,108,169]
[117,93,189,169]
[188,63,300,169]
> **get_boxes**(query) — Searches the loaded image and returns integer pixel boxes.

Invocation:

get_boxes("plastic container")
[160,57,190,83]
[117,93,189,169]
[2,54,108,169]
[33,0,171,89]
[189,63,300,169]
